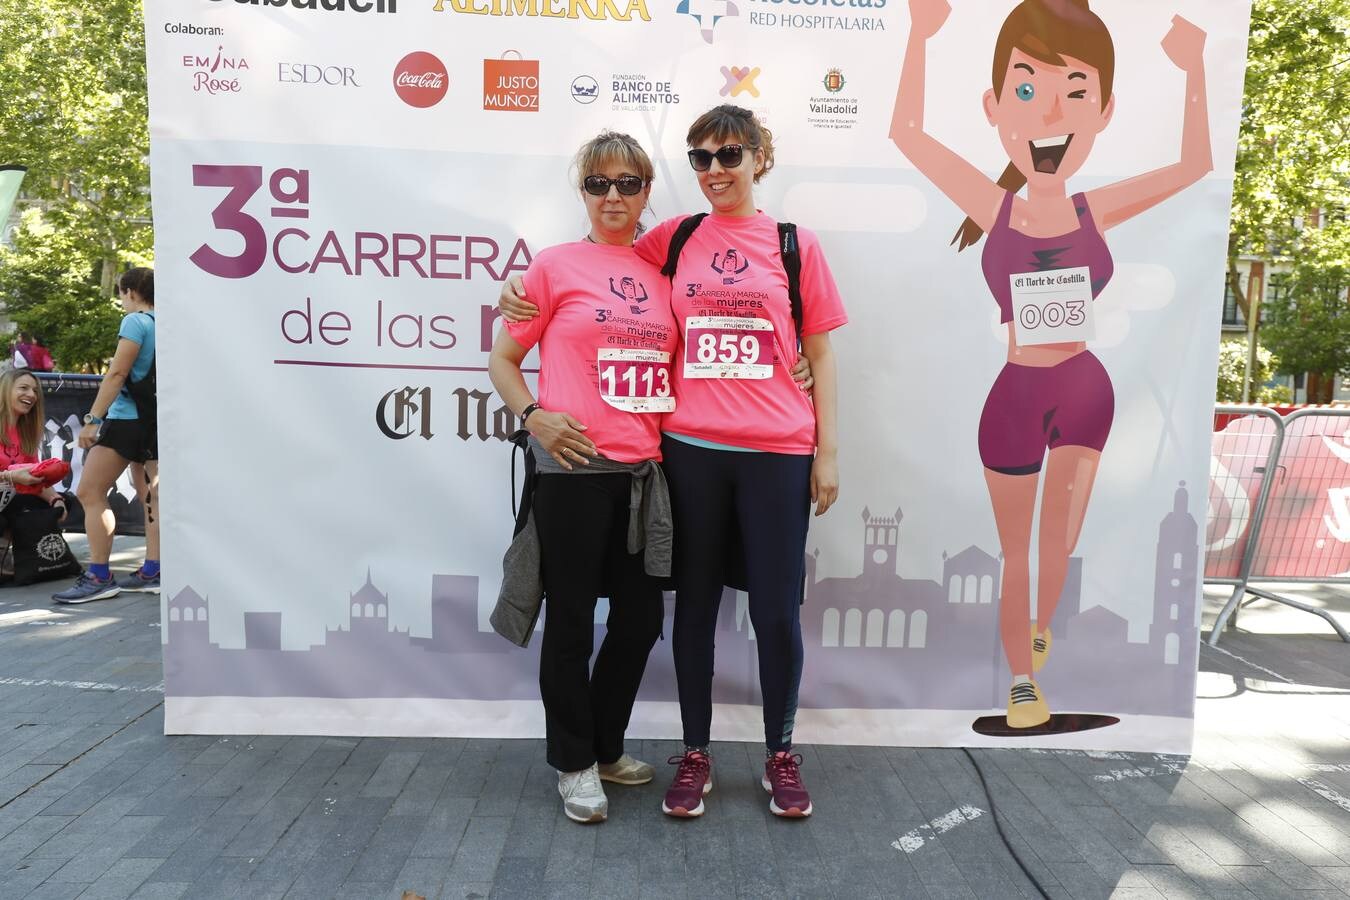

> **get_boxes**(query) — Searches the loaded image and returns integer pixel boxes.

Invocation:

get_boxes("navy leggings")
[661,436,813,751]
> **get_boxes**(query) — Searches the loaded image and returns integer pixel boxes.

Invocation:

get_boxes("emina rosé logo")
[182,45,250,94]
[393,51,448,108]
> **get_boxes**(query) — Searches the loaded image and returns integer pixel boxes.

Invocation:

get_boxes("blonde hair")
[572,131,655,189]
[686,105,776,183]
[0,369,43,457]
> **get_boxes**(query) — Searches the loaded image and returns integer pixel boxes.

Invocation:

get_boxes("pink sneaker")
[762,751,812,817]
[662,750,713,818]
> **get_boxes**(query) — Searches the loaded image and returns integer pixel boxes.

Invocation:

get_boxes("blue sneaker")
[52,572,121,604]
[115,567,161,594]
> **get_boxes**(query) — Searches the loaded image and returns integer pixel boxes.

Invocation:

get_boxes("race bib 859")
[683,316,774,380]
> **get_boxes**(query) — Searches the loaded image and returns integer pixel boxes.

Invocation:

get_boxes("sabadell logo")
[209,0,398,12]
[394,51,449,108]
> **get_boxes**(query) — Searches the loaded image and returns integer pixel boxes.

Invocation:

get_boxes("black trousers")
[661,436,813,752]
[533,472,664,772]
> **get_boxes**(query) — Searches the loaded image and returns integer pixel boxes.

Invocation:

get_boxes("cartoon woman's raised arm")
[1086,16,1213,230]
[891,0,1005,234]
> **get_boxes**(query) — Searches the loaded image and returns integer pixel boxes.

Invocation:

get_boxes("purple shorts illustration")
[978,351,1114,475]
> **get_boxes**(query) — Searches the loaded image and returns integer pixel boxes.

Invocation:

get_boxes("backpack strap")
[659,213,708,280]
[778,222,803,345]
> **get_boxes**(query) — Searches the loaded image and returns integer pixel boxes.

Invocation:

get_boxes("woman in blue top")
[53,268,160,603]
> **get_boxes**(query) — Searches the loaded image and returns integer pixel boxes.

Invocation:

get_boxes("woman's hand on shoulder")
[499,276,539,323]
[527,410,598,471]
[791,353,813,393]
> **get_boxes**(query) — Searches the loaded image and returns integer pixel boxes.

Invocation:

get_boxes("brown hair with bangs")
[686,105,776,183]
[953,0,1115,250]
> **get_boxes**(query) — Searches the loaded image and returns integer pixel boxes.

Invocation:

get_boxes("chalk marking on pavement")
[1024,748,1129,760]
[1200,643,1295,684]
[1094,763,1187,782]
[890,805,984,853]
[0,676,163,694]
[1298,778,1350,814]
[1304,763,1350,773]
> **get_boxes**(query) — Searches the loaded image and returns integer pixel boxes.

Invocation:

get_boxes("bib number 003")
[1009,266,1095,346]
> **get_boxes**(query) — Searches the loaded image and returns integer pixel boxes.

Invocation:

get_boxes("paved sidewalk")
[0,538,1348,899]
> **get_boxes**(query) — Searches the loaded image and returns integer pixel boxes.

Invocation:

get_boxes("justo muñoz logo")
[393,51,449,108]
[183,46,250,94]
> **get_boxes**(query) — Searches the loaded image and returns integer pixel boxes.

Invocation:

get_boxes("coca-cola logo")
[393,51,448,108]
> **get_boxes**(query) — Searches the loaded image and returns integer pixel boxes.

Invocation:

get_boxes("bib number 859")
[696,333,761,365]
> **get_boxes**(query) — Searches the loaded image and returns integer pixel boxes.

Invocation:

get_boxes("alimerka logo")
[433,0,649,20]
[209,0,398,12]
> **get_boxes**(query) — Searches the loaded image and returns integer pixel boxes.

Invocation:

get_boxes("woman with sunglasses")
[501,105,846,819]
[489,131,675,824]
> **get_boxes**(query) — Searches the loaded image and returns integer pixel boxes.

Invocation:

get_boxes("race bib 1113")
[597,348,675,413]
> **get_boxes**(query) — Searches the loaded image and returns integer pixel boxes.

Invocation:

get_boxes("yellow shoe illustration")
[1007,679,1050,729]
[1031,626,1052,673]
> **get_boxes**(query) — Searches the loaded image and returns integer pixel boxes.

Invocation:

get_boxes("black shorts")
[96,418,158,464]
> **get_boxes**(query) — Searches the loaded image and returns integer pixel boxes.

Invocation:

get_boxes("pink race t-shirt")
[0,427,36,468]
[506,240,678,463]
[635,212,847,454]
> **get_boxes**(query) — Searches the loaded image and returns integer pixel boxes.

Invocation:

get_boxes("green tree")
[1216,339,1290,403]
[1227,0,1350,397]
[1261,218,1350,401]
[0,0,150,369]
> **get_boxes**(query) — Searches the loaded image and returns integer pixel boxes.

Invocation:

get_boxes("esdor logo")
[394,51,448,108]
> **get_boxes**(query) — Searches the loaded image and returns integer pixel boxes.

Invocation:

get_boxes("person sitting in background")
[0,367,68,541]
[27,337,53,372]
[10,333,33,369]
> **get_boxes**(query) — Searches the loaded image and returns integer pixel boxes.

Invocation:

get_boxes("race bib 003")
[683,316,774,380]
[597,348,675,413]
[1009,266,1095,346]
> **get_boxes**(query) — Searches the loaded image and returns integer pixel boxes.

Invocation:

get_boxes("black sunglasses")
[583,174,647,196]
[687,144,744,172]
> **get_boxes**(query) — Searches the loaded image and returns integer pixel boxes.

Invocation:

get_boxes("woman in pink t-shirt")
[501,106,847,820]
[489,132,678,826]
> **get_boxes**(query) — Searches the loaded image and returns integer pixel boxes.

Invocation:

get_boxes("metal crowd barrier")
[1206,405,1350,646]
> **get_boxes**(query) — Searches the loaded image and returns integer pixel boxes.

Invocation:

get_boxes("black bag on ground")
[9,504,81,585]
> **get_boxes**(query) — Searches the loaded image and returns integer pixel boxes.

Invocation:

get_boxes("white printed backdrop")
[146,0,1250,753]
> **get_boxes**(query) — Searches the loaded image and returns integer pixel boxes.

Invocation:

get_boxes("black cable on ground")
[962,747,1053,900]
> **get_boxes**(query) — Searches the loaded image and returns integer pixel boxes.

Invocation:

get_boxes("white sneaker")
[598,753,654,785]
[558,764,608,823]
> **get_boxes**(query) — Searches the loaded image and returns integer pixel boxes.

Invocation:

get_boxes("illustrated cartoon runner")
[711,248,750,284]
[610,275,650,313]
[890,0,1211,728]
